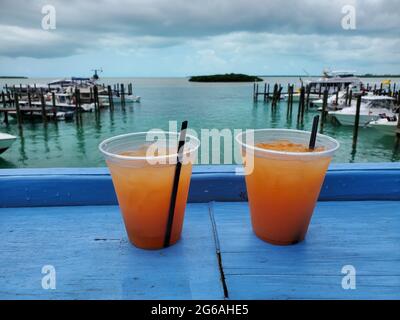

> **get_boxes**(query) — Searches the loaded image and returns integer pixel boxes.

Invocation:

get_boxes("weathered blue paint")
[0,204,224,300]
[1,163,400,207]
[0,164,399,299]
[210,201,400,300]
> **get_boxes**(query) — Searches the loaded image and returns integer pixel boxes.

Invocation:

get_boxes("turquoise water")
[0,77,399,168]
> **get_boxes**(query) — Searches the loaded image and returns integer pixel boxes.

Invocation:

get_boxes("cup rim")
[235,128,340,157]
[99,131,200,161]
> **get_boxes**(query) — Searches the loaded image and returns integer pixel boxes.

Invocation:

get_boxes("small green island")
[189,73,263,82]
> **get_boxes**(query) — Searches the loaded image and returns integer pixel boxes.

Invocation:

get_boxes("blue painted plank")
[0,204,224,300]
[226,275,400,300]
[211,201,400,299]
[1,163,400,177]
[1,164,400,207]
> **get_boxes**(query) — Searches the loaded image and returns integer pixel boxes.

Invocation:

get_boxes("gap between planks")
[208,201,229,299]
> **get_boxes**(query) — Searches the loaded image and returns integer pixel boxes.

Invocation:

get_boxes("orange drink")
[236,129,339,245]
[99,132,199,250]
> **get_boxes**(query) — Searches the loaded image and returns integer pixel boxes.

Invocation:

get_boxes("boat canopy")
[48,77,95,87]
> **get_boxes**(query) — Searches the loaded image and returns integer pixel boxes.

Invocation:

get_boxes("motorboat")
[368,116,399,136]
[0,133,17,154]
[311,84,362,109]
[329,96,396,126]
[125,94,141,103]
[38,93,96,112]
[284,70,362,103]
[99,94,141,103]
[311,90,347,109]
[305,70,363,95]
[283,91,320,102]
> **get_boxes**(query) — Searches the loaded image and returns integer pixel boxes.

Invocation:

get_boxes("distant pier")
[1,82,139,127]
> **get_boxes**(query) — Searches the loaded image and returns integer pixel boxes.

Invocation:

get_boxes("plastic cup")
[99,131,200,250]
[235,129,339,245]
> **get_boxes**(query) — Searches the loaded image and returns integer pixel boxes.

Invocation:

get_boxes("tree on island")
[189,73,263,82]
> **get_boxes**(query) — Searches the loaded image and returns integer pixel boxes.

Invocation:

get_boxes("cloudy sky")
[0,0,399,77]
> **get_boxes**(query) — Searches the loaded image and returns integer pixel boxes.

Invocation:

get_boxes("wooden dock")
[253,81,400,142]
[1,82,138,126]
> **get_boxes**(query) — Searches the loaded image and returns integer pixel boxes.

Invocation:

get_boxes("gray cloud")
[0,0,399,62]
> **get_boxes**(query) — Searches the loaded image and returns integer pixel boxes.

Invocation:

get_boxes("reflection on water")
[392,140,400,161]
[0,77,399,168]
[0,157,17,168]
[75,120,86,158]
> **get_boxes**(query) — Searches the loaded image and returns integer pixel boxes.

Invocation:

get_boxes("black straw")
[309,115,319,150]
[164,120,188,248]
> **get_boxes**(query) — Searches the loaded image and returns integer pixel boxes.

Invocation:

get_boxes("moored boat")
[283,92,320,102]
[0,133,17,154]
[328,96,396,126]
[305,70,363,95]
[368,116,399,135]
[99,94,141,103]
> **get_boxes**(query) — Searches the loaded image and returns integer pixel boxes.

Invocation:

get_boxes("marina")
[1,76,400,168]
[0,78,140,125]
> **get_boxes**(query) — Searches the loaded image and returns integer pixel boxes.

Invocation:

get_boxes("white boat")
[125,94,141,103]
[100,94,141,103]
[80,103,96,112]
[283,92,320,102]
[368,116,399,135]
[311,87,360,109]
[0,133,17,154]
[305,70,363,95]
[284,70,362,103]
[40,93,95,112]
[48,77,97,90]
[329,96,396,126]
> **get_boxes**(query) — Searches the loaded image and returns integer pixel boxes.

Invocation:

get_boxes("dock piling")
[352,96,362,149]
[305,85,311,110]
[348,90,353,106]
[75,88,81,114]
[90,87,93,103]
[52,92,57,119]
[107,85,114,111]
[93,85,99,111]
[320,90,328,133]
[6,91,11,107]
[1,91,5,108]
[40,90,47,123]
[345,86,350,105]
[297,86,305,124]
[15,93,22,127]
[121,83,126,108]
[263,83,267,102]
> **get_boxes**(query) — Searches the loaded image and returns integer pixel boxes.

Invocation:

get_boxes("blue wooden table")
[0,164,399,299]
